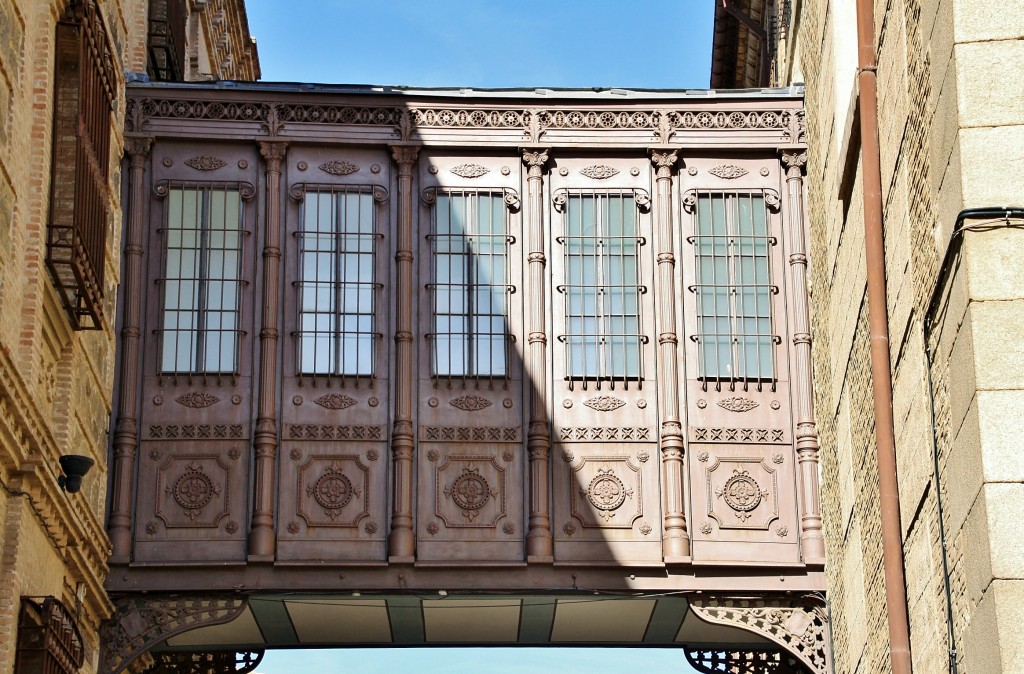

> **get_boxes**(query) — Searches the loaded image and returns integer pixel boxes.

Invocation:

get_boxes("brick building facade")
[0,2,256,673]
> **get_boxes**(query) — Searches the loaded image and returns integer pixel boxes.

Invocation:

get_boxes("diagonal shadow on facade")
[101,87,829,674]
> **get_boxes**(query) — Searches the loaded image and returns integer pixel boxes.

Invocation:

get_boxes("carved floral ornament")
[319,160,359,175]
[579,165,619,179]
[449,394,492,411]
[313,393,357,410]
[449,163,489,178]
[583,469,633,520]
[168,463,220,520]
[307,462,360,519]
[708,164,749,179]
[445,465,496,520]
[175,392,220,408]
[716,469,768,521]
[583,395,626,412]
[184,156,226,171]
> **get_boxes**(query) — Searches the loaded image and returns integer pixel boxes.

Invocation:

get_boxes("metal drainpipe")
[922,207,1024,674]
[854,0,914,670]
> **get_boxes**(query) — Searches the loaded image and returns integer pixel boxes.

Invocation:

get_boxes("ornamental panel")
[296,454,370,528]
[417,442,524,562]
[155,454,231,529]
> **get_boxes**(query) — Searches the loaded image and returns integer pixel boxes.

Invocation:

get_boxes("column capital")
[124,136,153,165]
[258,140,288,166]
[649,148,679,178]
[390,144,421,169]
[521,147,550,170]
[780,149,808,176]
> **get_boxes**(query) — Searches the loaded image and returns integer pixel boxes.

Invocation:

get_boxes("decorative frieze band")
[420,426,520,442]
[558,427,652,441]
[286,425,384,441]
[127,97,804,143]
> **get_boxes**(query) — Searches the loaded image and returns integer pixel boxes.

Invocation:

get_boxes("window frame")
[292,184,383,380]
[553,188,650,390]
[425,187,515,383]
[685,188,782,392]
[154,181,251,379]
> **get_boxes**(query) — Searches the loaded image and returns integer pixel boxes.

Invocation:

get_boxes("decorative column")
[522,148,554,562]
[108,136,152,563]
[650,149,691,561]
[781,149,825,564]
[247,140,287,560]
[387,144,420,562]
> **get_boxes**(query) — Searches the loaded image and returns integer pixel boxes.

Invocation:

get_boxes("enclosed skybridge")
[105,82,828,674]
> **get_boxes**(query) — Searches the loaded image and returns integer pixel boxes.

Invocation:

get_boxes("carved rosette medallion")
[313,393,357,410]
[450,394,492,411]
[184,156,226,171]
[717,469,767,520]
[307,462,360,519]
[449,163,489,178]
[435,456,506,528]
[718,397,759,412]
[318,160,358,175]
[296,455,369,528]
[446,466,494,518]
[168,463,219,520]
[175,392,220,408]
[583,395,626,412]
[705,457,780,531]
[569,458,642,529]
[708,164,749,179]
[584,469,631,520]
[580,165,619,179]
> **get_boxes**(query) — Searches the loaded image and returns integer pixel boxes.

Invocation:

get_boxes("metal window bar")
[556,190,647,391]
[15,597,84,674]
[46,0,116,330]
[426,189,514,388]
[156,183,247,384]
[688,190,780,392]
[293,185,382,387]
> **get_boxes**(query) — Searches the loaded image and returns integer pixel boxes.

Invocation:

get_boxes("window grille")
[157,184,247,378]
[688,190,780,391]
[427,190,513,383]
[46,0,117,330]
[15,597,84,674]
[147,0,187,81]
[556,190,647,390]
[294,186,381,380]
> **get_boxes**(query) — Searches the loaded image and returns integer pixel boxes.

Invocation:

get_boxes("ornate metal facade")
[106,82,827,673]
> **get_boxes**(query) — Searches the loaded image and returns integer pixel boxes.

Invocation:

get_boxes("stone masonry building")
[714,0,1024,672]
[0,2,256,674]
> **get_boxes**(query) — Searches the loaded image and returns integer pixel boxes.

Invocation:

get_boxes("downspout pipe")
[855,0,914,671]
[923,207,1024,674]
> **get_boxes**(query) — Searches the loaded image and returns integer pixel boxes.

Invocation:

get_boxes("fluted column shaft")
[781,150,825,564]
[522,148,554,562]
[387,145,420,561]
[650,149,691,561]
[109,137,152,563]
[248,141,287,560]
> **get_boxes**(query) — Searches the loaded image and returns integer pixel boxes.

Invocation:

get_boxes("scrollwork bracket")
[99,595,249,674]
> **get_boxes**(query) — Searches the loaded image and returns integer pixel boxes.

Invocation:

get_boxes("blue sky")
[243,2,712,672]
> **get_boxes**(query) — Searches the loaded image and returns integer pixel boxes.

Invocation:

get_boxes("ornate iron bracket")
[146,650,264,674]
[99,595,250,674]
[687,596,831,674]
[685,647,808,674]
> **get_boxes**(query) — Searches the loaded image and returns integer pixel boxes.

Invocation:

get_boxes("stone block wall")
[793,0,1024,671]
